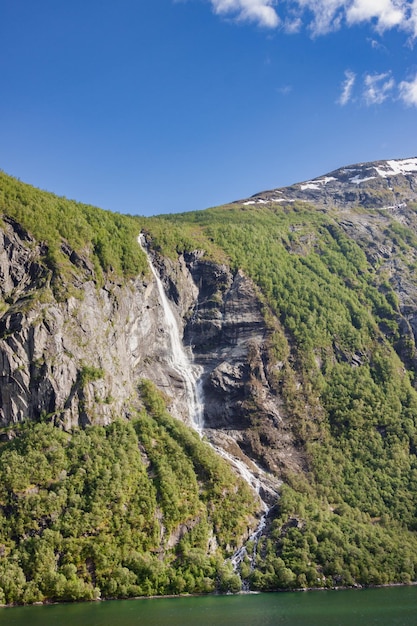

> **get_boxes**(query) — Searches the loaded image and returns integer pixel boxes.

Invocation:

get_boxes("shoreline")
[2,580,417,609]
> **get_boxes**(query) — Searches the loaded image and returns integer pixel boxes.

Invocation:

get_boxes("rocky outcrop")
[155,250,301,474]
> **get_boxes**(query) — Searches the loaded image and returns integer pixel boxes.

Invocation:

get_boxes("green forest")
[0,381,255,604]
[1,171,417,602]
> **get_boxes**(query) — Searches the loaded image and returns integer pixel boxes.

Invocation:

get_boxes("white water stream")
[211,444,272,570]
[138,234,279,575]
[139,235,204,432]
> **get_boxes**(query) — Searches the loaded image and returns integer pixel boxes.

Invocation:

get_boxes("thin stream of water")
[138,235,204,432]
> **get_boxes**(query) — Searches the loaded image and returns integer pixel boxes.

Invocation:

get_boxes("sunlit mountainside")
[1,158,417,603]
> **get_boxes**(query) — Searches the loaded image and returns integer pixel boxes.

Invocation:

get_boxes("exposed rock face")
[0,219,199,429]
[241,157,417,210]
[184,256,267,428]
[0,218,300,479]
[156,251,300,475]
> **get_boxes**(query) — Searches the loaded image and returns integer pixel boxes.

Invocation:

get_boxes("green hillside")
[0,382,255,604]
[1,170,417,601]
[150,201,417,588]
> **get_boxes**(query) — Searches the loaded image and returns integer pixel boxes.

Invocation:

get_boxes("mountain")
[1,158,417,603]
[241,157,417,209]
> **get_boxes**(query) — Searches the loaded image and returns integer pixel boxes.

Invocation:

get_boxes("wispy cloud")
[296,0,346,35]
[276,84,293,95]
[399,72,417,105]
[205,0,417,36]
[363,72,395,104]
[337,69,417,107]
[338,70,356,105]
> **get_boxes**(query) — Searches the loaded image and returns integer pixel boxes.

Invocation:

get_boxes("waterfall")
[138,234,204,433]
[211,443,279,574]
[138,233,280,583]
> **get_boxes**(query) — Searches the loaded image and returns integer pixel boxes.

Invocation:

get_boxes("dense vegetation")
[0,382,256,604]
[2,170,417,600]
[153,201,417,589]
[0,171,147,286]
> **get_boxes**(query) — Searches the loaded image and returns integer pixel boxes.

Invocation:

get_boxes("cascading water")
[138,233,280,583]
[138,234,204,433]
[212,444,279,575]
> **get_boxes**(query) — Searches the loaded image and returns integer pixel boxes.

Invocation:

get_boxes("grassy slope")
[0,170,148,283]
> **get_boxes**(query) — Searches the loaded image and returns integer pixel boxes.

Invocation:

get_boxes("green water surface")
[1,587,416,626]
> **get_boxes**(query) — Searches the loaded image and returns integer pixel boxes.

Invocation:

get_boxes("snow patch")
[300,176,336,191]
[375,158,417,178]
[300,182,321,191]
[243,198,269,205]
[350,175,377,185]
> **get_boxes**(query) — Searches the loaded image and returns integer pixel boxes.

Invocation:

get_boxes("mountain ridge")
[238,156,417,210]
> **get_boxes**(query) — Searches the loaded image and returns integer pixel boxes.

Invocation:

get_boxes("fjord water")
[1,588,416,626]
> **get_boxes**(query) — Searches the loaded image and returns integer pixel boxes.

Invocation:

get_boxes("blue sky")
[1,0,417,216]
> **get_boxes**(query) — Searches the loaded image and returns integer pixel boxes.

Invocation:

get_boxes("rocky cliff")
[0,215,297,485]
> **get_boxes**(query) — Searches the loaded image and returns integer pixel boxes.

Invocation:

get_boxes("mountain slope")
[1,159,417,601]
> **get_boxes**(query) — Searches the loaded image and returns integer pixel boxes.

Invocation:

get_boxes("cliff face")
[181,254,297,474]
[4,156,417,480]
[0,218,297,479]
[0,219,199,430]
[0,217,137,428]
[0,224,297,514]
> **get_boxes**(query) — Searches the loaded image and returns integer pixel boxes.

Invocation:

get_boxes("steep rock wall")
[0,220,198,429]
[0,219,301,478]
[154,248,302,475]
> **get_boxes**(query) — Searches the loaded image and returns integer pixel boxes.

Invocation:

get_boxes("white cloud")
[410,0,417,36]
[338,70,356,105]
[206,0,417,36]
[283,16,303,32]
[399,72,417,105]
[346,0,408,31]
[363,72,395,104]
[209,0,280,28]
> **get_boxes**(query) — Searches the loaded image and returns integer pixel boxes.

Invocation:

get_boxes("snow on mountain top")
[240,157,417,206]
[374,158,417,178]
